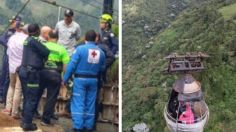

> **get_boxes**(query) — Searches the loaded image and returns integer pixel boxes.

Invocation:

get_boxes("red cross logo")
[91,51,97,58]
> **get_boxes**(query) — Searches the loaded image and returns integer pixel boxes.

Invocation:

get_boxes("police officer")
[0,16,22,103]
[63,30,105,132]
[100,14,118,55]
[40,30,70,125]
[18,23,50,131]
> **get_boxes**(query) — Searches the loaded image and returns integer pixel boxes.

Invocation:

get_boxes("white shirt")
[7,31,28,73]
[55,20,81,56]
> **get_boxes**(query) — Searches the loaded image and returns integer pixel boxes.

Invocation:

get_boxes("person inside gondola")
[168,90,179,119]
[179,102,194,124]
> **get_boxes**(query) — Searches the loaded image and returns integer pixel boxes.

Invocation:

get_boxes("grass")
[219,3,236,22]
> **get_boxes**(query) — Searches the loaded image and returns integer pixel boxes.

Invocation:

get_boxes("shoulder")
[72,21,80,28]
[107,30,115,38]
[8,34,16,41]
[56,21,64,27]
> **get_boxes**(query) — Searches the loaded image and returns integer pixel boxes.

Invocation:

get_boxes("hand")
[61,81,65,86]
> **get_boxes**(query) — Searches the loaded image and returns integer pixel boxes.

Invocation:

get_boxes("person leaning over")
[18,23,50,131]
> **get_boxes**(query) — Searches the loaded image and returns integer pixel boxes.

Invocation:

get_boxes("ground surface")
[0,104,69,132]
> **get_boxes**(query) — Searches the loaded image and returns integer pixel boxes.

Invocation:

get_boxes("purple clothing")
[7,32,28,73]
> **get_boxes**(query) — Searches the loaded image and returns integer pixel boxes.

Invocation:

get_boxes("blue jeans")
[71,78,98,129]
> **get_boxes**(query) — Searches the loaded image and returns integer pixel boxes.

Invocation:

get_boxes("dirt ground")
[0,104,69,132]
[0,112,19,127]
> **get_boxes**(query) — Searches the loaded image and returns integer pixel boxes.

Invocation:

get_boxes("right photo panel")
[123,0,236,132]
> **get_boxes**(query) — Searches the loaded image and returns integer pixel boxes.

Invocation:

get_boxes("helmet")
[100,14,112,23]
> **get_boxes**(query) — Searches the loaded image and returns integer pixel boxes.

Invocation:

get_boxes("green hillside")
[123,0,236,131]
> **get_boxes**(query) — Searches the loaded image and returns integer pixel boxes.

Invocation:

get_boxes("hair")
[28,23,40,36]
[85,30,97,42]
[49,30,58,39]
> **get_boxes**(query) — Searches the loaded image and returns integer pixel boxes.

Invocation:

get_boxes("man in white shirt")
[55,9,81,56]
[2,22,28,119]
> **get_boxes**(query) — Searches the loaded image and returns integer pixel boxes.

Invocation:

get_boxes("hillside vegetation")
[123,0,236,131]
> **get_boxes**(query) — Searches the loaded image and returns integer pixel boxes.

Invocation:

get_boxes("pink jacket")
[179,103,194,124]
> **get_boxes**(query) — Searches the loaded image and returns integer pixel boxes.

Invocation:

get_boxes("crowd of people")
[0,8,118,132]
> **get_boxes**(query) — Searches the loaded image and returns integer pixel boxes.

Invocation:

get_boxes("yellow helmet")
[100,14,112,23]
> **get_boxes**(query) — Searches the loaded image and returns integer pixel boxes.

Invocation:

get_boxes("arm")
[98,44,115,67]
[63,48,80,83]
[55,22,59,33]
[32,39,50,59]
[61,47,70,73]
[75,24,81,41]
[110,33,118,54]
[100,50,106,72]
[6,37,13,56]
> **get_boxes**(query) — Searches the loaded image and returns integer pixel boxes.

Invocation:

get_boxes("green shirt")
[43,41,70,70]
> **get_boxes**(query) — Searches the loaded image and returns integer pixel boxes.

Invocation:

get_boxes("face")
[100,22,107,30]
[95,34,100,44]
[64,16,73,25]
[43,30,50,40]
[10,20,17,29]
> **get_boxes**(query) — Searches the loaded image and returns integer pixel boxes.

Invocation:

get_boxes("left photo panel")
[0,0,119,132]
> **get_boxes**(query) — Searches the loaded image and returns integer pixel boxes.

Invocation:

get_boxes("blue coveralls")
[64,42,105,129]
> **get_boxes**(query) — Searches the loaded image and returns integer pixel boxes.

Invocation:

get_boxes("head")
[28,23,40,37]
[95,33,101,44]
[22,24,29,35]
[40,26,52,41]
[9,16,22,29]
[64,9,74,25]
[85,30,97,42]
[48,30,59,42]
[100,14,112,30]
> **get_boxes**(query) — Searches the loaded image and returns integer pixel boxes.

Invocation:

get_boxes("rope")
[1,0,31,34]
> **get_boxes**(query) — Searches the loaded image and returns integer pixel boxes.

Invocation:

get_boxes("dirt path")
[0,112,65,132]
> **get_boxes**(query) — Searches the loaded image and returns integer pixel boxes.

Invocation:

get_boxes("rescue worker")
[40,30,69,125]
[55,9,81,56]
[100,14,118,55]
[99,14,118,84]
[0,16,21,103]
[2,21,27,119]
[18,23,50,131]
[96,33,115,83]
[63,30,105,132]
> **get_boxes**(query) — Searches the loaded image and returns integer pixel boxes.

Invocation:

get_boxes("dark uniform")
[101,30,118,55]
[18,36,49,128]
[0,28,15,103]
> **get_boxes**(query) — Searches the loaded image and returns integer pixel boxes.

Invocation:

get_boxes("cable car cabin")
[165,53,209,73]
[164,74,209,132]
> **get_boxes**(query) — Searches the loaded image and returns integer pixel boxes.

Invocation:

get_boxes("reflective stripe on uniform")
[27,83,39,88]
